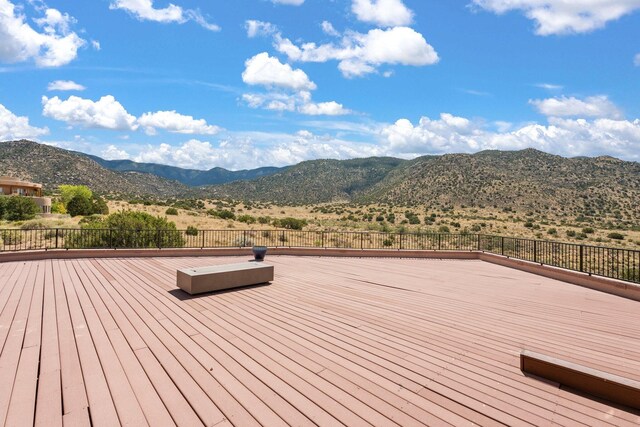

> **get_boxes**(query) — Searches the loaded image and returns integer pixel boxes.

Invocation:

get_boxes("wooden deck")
[1,256,639,426]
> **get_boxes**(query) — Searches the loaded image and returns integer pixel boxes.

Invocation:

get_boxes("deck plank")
[0,255,639,426]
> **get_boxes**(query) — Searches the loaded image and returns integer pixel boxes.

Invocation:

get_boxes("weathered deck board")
[0,255,639,426]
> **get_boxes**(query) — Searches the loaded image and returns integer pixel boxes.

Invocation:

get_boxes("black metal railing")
[1,228,639,284]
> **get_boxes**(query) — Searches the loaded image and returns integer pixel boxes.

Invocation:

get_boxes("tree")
[67,195,94,217]
[4,197,39,221]
[59,185,92,205]
[91,195,109,215]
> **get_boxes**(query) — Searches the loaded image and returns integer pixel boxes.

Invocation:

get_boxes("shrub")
[237,214,256,224]
[92,196,109,215]
[209,209,235,220]
[66,210,185,249]
[608,232,625,240]
[0,196,7,218]
[524,221,534,228]
[383,238,394,247]
[20,220,49,230]
[185,226,199,236]
[51,201,66,214]
[470,224,482,232]
[67,195,94,217]
[257,216,271,224]
[582,227,595,234]
[4,197,39,221]
[547,228,557,235]
[438,225,450,233]
[566,230,577,237]
[165,207,179,215]
[276,217,307,230]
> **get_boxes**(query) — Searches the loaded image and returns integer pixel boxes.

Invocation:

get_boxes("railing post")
[243,230,248,247]
[477,234,481,251]
[157,229,161,249]
[580,245,584,272]
[109,229,114,249]
[321,231,325,248]
[399,233,403,250]
[360,233,364,250]
[201,230,205,249]
[534,240,538,263]
[438,234,441,251]
[55,228,59,249]
[501,236,505,256]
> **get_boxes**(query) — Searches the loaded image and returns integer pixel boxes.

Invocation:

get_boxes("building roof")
[1,256,639,426]
[0,176,42,188]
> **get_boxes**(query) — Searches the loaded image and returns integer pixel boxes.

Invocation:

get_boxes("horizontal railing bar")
[0,229,638,284]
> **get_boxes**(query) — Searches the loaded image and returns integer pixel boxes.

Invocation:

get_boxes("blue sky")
[0,0,639,170]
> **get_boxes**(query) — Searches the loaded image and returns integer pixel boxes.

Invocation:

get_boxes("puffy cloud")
[275,26,438,77]
[134,131,379,170]
[47,80,86,91]
[352,0,414,26]
[245,20,276,38]
[42,95,222,135]
[379,113,640,160]
[242,91,351,116]
[42,95,138,131]
[109,0,220,31]
[0,0,85,67]
[272,0,304,5]
[321,21,340,36]
[101,144,130,160]
[530,95,622,119]
[472,0,640,35]
[0,103,48,140]
[298,101,350,116]
[137,110,221,135]
[242,52,317,91]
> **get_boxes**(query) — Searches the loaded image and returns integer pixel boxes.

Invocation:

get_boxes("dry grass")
[2,199,639,250]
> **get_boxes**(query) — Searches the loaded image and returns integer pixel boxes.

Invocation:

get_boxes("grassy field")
[2,198,640,250]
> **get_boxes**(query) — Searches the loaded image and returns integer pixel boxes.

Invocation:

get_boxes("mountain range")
[2,140,639,219]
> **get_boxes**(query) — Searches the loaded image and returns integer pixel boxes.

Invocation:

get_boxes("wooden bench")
[521,350,640,410]
[177,262,274,295]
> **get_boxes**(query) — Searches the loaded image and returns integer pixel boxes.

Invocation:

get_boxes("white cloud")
[379,113,640,160]
[634,53,640,66]
[299,101,350,116]
[321,21,340,37]
[101,144,130,160]
[109,0,220,31]
[47,80,86,91]
[472,0,640,35]
[134,131,379,170]
[242,52,317,91]
[41,95,223,135]
[534,83,563,90]
[42,95,138,131]
[137,110,221,135]
[0,0,85,67]
[91,40,101,50]
[530,95,623,119]
[271,0,304,5]
[243,91,351,116]
[245,20,276,38]
[0,103,49,140]
[352,0,414,26]
[275,26,439,77]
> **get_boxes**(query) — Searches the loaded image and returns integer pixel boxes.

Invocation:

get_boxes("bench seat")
[177,262,274,295]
